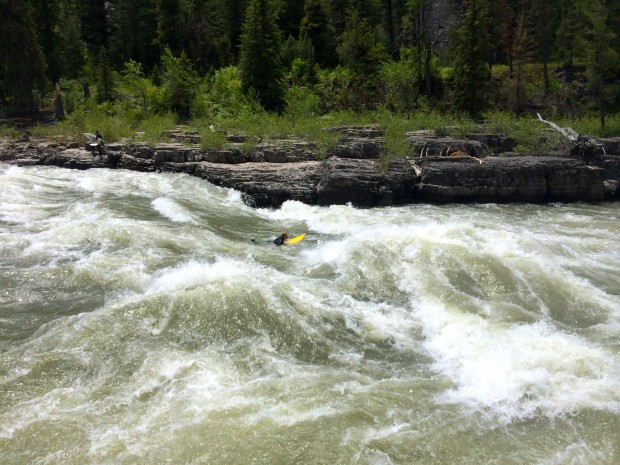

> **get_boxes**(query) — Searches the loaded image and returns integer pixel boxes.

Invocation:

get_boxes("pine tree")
[496,0,516,74]
[0,0,47,114]
[380,0,407,59]
[277,0,306,39]
[404,0,434,98]
[300,0,337,67]
[160,48,200,118]
[96,47,115,103]
[508,11,534,114]
[80,0,109,53]
[156,0,186,56]
[556,0,586,69]
[530,0,559,97]
[222,0,249,56]
[59,1,87,79]
[582,0,618,127]
[109,0,159,71]
[31,0,63,84]
[451,0,493,117]
[184,0,233,73]
[239,0,286,111]
[337,3,379,76]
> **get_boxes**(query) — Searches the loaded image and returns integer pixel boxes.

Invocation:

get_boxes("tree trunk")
[542,39,550,97]
[54,94,64,120]
[598,56,605,128]
[424,45,432,98]
[54,82,64,120]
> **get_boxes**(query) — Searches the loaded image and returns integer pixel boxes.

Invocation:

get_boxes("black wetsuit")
[95,132,104,155]
[273,235,287,246]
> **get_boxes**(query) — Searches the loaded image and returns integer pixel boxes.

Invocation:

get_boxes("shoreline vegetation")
[2,1,619,160]
[2,103,620,162]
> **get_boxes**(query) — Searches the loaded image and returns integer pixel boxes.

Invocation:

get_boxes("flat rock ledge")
[1,131,619,208]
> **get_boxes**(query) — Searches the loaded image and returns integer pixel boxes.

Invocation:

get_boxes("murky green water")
[1,165,619,464]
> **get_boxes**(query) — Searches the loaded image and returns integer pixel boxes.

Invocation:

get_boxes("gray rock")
[1,129,618,208]
[407,134,486,157]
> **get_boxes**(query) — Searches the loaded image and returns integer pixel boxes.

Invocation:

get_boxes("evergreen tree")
[380,0,407,58]
[222,0,249,56]
[582,0,618,127]
[451,0,493,117]
[530,0,558,97]
[185,0,233,73]
[80,0,109,53]
[327,0,348,35]
[0,0,47,114]
[96,47,115,102]
[404,0,434,98]
[300,0,337,67]
[160,48,200,118]
[608,0,620,57]
[109,0,159,71]
[156,0,186,56]
[508,11,534,114]
[239,0,286,111]
[59,0,87,78]
[337,2,381,76]
[288,32,319,86]
[31,0,63,84]
[496,0,516,74]
[277,0,306,39]
[556,0,586,69]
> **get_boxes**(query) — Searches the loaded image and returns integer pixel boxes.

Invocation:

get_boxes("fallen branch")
[536,113,579,141]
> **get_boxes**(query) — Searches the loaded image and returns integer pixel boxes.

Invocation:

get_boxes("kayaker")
[273,231,289,246]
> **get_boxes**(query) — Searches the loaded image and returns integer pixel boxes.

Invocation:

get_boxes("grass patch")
[0,125,24,139]
[484,111,567,153]
[563,114,620,138]
[381,116,410,170]
[135,113,177,146]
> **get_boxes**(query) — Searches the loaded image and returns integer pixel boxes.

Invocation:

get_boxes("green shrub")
[284,86,321,123]
[382,115,410,169]
[137,113,176,145]
[197,121,228,150]
[0,126,24,139]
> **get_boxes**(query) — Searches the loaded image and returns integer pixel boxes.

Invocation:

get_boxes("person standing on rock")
[95,130,105,157]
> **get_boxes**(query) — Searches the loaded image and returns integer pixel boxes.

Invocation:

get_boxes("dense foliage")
[0,0,619,126]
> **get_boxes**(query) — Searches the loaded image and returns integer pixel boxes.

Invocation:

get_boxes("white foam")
[146,258,261,294]
[537,440,613,465]
[151,197,194,223]
[416,299,620,422]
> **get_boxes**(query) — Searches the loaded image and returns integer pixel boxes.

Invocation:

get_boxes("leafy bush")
[159,48,200,119]
[284,86,321,123]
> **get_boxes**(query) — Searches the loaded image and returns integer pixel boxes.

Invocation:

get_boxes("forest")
[1,0,619,143]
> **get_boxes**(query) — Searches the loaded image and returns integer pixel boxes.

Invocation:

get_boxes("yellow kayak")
[284,233,306,245]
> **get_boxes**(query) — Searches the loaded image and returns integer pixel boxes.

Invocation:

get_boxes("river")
[1,165,619,464]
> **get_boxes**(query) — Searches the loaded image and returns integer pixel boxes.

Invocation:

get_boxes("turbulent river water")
[1,165,619,465]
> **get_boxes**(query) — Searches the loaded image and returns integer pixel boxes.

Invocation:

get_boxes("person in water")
[249,231,289,245]
[273,231,289,246]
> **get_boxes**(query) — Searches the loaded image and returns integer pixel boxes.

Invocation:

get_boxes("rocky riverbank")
[1,127,619,208]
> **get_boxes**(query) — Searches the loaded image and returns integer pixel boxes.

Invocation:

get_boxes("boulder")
[330,137,384,159]
[415,156,606,203]
[407,133,486,157]
[152,143,200,163]
[191,161,322,208]
[316,157,417,206]
[465,133,516,153]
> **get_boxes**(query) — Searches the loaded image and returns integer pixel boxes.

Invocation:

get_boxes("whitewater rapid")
[1,165,619,464]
